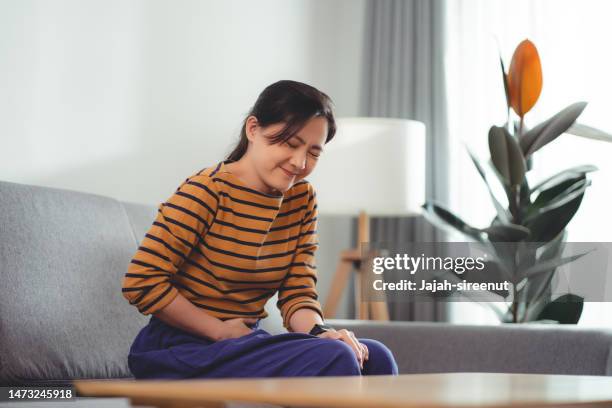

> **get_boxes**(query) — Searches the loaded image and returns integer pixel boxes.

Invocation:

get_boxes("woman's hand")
[316,329,369,369]
[213,317,257,341]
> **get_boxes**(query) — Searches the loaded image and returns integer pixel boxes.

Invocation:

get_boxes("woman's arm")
[155,293,256,341]
[276,183,324,329]
[288,307,324,333]
[122,173,257,341]
[122,173,218,315]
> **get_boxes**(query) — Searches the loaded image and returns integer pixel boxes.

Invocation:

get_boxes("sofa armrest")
[326,319,612,376]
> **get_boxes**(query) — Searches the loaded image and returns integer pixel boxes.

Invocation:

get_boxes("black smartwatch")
[309,323,334,336]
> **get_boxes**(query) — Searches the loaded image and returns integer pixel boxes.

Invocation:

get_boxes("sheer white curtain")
[444,0,612,325]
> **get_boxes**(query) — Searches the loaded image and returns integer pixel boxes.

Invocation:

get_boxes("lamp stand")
[323,211,389,321]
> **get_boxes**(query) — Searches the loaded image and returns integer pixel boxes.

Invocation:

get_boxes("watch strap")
[309,323,334,336]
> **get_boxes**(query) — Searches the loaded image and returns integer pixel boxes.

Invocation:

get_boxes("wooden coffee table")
[74,372,612,408]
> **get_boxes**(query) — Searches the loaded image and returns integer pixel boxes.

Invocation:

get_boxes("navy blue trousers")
[128,316,398,379]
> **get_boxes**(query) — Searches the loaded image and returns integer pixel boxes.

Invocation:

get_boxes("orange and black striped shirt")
[121,160,322,330]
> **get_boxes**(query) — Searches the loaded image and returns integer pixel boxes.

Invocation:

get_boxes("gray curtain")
[360,0,450,322]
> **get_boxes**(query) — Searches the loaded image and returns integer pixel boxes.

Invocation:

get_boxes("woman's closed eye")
[284,141,320,158]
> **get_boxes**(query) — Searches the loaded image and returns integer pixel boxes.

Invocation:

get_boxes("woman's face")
[246,115,328,194]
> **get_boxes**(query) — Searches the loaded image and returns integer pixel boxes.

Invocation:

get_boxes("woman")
[122,80,398,379]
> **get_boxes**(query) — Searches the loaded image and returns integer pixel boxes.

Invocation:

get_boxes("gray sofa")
[1,180,612,404]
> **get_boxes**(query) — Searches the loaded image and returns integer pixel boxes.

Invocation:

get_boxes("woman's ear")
[245,116,259,143]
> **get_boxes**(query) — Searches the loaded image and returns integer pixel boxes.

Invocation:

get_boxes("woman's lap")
[128,317,398,379]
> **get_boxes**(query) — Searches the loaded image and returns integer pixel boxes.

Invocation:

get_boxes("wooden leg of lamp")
[356,211,371,320]
[356,267,369,320]
[370,300,390,320]
[361,255,390,321]
[323,257,353,319]
[323,211,390,321]
[324,257,388,321]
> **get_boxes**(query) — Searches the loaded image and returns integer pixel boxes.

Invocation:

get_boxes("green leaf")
[532,175,585,208]
[523,283,553,322]
[500,54,510,111]
[531,165,598,192]
[489,125,526,186]
[526,188,585,242]
[466,146,510,223]
[534,179,591,215]
[539,230,568,262]
[518,176,532,212]
[482,224,531,242]
[522,231,568,321]
[520,102,587,157]
[526,176,591,222]
[525,155,533,172]
[536,293,584,324]
[567,122,612,143]
[487,240,520,278]
[421,202,486,243]
[520,249,594,280]
[514,241,539,272]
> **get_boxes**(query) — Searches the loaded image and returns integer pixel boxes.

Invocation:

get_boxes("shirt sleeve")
[276,182,324,330]
[121,174,219,315]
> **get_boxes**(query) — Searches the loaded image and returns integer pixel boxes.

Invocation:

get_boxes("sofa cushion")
[0,181,147,385]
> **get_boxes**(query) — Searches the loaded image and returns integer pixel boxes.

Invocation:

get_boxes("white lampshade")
[307,117,426,215]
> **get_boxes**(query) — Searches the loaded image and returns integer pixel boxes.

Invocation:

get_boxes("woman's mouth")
[280,167,297,178]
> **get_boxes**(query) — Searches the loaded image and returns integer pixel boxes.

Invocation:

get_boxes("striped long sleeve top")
[121,160,322,330]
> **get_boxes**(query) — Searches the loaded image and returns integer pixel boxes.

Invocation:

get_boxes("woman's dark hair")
[226,80,336,161]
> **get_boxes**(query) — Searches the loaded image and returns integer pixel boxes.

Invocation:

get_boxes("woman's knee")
[314,339,361,376]
[360,338,399,375]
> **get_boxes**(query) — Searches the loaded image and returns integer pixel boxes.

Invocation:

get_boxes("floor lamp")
[307,117,426,321]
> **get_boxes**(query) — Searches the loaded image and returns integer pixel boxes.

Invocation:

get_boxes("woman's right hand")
[213,317,257,341]
[316,329,368,369]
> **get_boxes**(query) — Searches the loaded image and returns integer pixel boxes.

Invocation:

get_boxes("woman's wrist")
[155,293,227,341]
[289,308,325,333]
[202,319,227,341]
[308,323,335,336]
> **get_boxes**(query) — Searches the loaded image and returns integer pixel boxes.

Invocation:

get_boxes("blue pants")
[128,316,398,379]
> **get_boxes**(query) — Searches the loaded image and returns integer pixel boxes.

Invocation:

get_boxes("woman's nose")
[289,151,307,170]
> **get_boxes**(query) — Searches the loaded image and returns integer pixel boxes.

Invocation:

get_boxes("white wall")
[0,0,366,204]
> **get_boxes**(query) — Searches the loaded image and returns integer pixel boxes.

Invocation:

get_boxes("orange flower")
[507,39,543,117]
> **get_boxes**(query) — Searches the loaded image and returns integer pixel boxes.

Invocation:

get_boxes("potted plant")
[422,39,612,323]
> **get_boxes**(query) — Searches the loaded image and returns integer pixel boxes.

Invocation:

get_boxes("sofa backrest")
[331,319,612,376]
[0,180,146,384]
